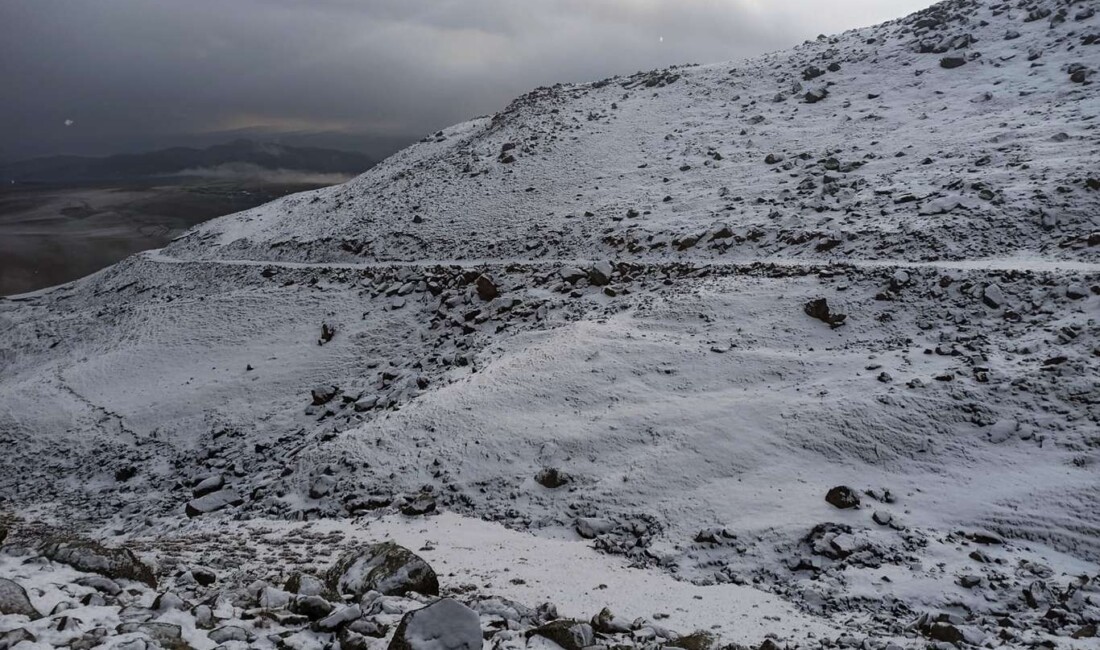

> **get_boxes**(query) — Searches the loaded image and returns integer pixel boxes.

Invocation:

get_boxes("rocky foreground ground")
[2,511,1099,650]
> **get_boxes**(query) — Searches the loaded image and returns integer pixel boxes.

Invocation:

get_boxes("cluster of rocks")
[0,528,739,650]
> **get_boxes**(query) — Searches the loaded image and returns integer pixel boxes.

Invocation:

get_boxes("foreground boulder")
[0,578,40,619]
[327,542,439,597]
[388,598,481,650]
[41,539,157,587]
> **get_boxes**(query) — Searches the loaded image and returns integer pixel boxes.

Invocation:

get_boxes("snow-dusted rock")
[115,621,183,646]
[825,486,860,509]
[41,540,157,587]
[192,474,225,497]
[476,274,500,301]
[588,262,614,287]
[285,572,328,596]
[388,598,481,650]
[982,283,1006,308]
[0,629,36,647]
[152,591,187,611]
[316,603,362,632]
[574,517,614,539]
[327,542,439,598]
[208,625,251,643]
[258,586,293,610]
[0,578,40,619]
[185,488,243,518]
[527,620,596,650]
[534,467,571,489]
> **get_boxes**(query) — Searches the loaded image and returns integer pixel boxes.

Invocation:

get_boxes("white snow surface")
[2,0,1099,647]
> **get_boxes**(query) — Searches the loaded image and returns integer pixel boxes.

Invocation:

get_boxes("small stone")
[293,594,335,620]
[311,385,340,405]
[115,622,183,646]
[475,274,499,301]
[575,517,614,539]
[526,620,595,650]
[191,566,217,586]
[588,261,614,287]
[591,607,631,634]
[401,494,437,516]
[310,475,337,499]
[560,267,587,283]
[982,284,1006,308]
[670,631,717,650]
[316,604,362,632]
[259,586,292,610]
[825,486,860,509]
[152,591,187,611]
[285,573,327,596]
[534,468,572,489]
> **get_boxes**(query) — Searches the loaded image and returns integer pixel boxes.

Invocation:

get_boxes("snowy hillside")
[1,0,1099,648]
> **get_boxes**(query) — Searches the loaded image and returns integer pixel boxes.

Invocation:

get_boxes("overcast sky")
[0,0,933,162]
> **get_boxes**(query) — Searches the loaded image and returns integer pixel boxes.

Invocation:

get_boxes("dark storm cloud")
[0,0,933,161]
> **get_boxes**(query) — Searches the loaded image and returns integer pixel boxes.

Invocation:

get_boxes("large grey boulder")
[388,599,481,650]
[0,578,40,619]
[185,489,243,518]
[327,541,439,598]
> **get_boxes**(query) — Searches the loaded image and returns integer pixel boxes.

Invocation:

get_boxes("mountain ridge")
[0,139,375,183]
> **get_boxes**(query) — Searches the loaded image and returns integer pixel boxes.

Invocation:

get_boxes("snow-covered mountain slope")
[2,1,1099,648]
[164,0,1099,266]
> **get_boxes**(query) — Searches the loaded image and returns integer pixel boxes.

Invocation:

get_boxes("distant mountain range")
[0,139,375,183]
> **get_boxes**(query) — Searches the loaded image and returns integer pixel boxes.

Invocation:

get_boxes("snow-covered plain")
[2,0,1099,648]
